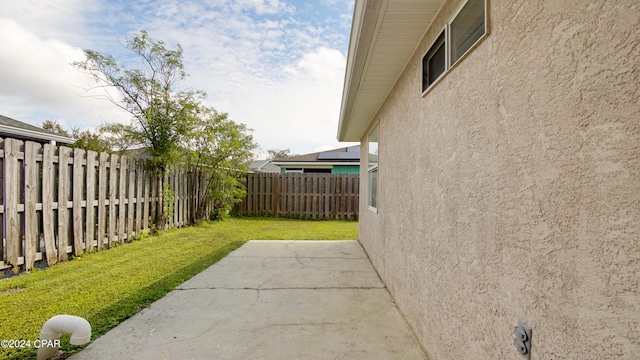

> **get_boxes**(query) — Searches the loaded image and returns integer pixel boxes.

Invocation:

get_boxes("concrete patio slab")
[69,240,426,360]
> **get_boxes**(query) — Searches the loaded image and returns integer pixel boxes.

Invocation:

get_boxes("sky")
[0,0,357,157]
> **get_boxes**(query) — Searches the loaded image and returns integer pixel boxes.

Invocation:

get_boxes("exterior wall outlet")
[513,320,532,359]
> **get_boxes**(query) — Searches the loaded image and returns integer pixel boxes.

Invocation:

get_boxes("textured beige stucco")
[358,0,640,359]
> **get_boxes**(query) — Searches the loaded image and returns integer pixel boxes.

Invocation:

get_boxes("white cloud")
[297,47,347,80]
[231,0,294,15]
[1,0,100,47]
[218,46,350,154]
[0,0,355,154]
[0,18,129,129]
[144,6,353,154]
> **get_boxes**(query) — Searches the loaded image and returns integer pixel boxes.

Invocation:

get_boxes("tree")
[73,31,256,224]
[41,120,69,137]
[41,120,111,153]
[74,31,205,229]
[185,107,257,220]
[71,129,112,153]
[266,148,291,160]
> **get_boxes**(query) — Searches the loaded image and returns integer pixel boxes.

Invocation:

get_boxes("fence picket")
[5,139,20,271]
[24,141,40,270]
[171,168,177,227]
[86,150,97,251]
[135,160,142,235]
[108,154,118,247]
[150,169,157,228]
[178,168,182,225]
[181,167,187,225]
[143,170,150,231]
[312,175,318,220]
[116,156,126,243]
[57,146,71,261]
[42,144,57,265]
[72,148,85,256]
[127,159,135,238]
[294,174,301,217]
[97,152,108,249]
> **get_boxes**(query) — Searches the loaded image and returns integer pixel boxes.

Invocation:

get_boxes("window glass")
[368,129,378,169]
[429,41,446,84]
[420,0,486,94]
[368,168,377,209]
[422,30,446,92]
[451,0,485,64]
[367,123,379,210]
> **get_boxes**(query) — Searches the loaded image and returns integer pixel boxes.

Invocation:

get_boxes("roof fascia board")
[361,1,448,136]
[272,162,360,167]
[338,0,447,142]
[338,0,386,142]
[0,124,75,144]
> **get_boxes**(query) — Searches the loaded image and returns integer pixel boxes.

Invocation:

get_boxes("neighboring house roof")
[272,146,360,167]
[120,147,152,159]
[0,114,75,144]
[337,0,444,141]
[249,160,280,173]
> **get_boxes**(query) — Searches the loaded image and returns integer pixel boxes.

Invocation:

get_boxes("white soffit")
[338,0,444,141]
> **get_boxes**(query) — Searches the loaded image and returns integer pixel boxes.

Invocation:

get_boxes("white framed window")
[422,29,447,92]
[422,0,487,94]
[450,0,486,65]
[367,122,379,212]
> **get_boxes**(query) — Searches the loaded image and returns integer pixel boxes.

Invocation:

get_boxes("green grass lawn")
[0,218,358,359]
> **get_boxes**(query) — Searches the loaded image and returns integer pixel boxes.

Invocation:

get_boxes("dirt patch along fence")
[0,137,213,274]
[233,173,359,220]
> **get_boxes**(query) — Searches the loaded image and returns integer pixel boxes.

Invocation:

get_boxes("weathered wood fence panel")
[0,137,213,274]
[234,173,359,220]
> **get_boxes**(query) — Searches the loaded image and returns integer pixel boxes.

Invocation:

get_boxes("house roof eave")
[337,0,445,142]
[271,161,360,167]
[0,124,75,144]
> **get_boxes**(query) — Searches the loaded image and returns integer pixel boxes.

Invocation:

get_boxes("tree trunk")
[189,167,200,224]
[156,167,165,230]
[196,171,212,221]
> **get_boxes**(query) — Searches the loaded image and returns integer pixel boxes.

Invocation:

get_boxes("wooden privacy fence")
[234,173,360,220]
[0,137,213,274]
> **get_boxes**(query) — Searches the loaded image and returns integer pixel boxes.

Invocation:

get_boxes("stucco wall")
[358,0,640,359]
